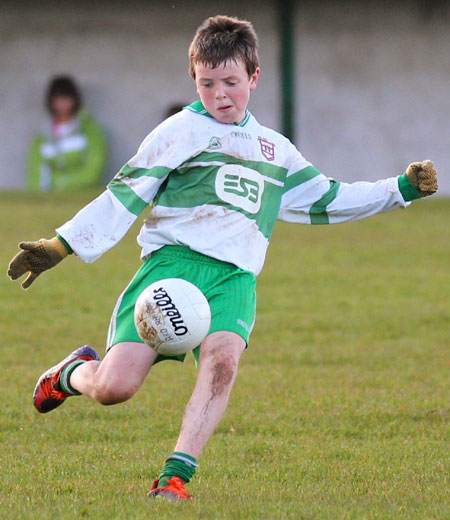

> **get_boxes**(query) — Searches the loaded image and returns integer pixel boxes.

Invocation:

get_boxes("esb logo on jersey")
[215,164,264,214]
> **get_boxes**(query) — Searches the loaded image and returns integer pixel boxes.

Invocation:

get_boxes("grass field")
[0,191,449,519]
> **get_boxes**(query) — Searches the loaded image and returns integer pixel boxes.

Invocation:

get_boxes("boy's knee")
[92,380,137,405]
[202,331,245,359]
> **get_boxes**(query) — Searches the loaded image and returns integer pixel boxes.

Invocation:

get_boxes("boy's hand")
[405,160,438,197]
[7,237,68,289]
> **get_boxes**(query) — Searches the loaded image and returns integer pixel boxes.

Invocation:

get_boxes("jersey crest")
[258,137,275,161]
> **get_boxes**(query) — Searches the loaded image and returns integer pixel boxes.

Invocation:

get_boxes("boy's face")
[194,59,260,124]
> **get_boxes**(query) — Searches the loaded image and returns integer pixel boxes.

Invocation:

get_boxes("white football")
[134,278,211,356]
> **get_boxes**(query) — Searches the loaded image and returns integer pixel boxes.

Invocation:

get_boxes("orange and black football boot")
[33,345,99,413]
[148,476,193,502]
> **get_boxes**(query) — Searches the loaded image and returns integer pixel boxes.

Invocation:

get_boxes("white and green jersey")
[57,101,411,275]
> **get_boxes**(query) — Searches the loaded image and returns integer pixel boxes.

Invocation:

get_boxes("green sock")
[58,360,86,395]
[158,452,198,486]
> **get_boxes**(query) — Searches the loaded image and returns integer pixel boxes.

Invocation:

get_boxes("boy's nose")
[214,86,226,99]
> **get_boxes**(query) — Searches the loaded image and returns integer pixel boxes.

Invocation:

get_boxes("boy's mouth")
[218,105,233,112]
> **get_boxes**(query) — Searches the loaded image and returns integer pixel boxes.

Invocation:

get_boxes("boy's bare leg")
[70,342,158,405]
[174,331,245,458]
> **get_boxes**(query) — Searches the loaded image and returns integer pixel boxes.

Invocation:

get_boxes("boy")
[8,15,438,502]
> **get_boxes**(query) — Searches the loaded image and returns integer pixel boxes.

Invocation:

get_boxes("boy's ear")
[249,68,260,91]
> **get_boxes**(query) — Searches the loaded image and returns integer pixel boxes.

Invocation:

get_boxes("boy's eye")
[226,82,237,86]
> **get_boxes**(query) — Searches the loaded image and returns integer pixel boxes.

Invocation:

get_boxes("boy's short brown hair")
[189,15,259,79]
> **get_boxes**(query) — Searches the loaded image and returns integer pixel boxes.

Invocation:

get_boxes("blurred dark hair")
[45,75,82,115]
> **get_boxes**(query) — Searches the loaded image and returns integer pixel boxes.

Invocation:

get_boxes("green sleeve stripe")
[56,234,73,254]
[189,152,287,181]
[284,166,322,191]
[398,173,421,201]
[108,178,149,216]
[309,180,341,224]
[116,164,171,180]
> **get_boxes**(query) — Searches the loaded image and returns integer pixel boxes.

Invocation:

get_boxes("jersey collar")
[184,101,251,127]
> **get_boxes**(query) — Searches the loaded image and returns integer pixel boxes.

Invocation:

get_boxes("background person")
[28,75,106,191]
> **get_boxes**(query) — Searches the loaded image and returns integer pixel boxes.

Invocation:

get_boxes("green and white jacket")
[57,101,418,275]
[28,110,106,191]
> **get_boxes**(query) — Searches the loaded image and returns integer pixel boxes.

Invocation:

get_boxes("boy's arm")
[278,156,438,225]
[8,169,169,288]
[8,117,190,288]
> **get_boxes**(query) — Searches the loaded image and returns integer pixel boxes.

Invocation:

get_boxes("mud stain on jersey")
[144,215,159,228]
[190,206,224,224]
[70,225,96,249]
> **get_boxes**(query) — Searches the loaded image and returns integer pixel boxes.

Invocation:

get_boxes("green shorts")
[107,246,257,364]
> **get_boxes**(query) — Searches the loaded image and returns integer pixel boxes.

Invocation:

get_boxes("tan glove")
[405,160,438,197]
[7,237,69,289]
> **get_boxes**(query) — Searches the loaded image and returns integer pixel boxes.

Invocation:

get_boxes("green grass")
[0,191,449,519]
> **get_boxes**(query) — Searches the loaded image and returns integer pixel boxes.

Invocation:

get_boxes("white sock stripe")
[60,367,70,393]
[167,454,198,467]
